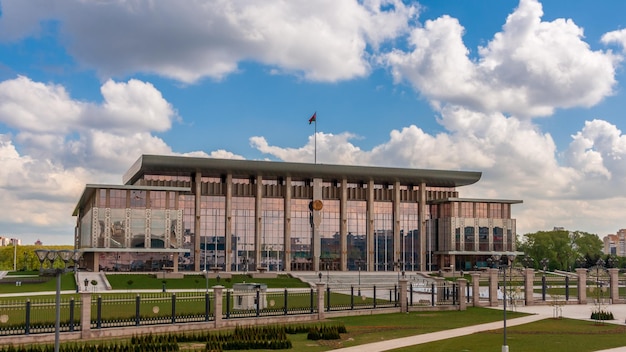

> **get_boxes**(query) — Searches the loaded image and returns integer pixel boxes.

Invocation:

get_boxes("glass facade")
[74,158,519,273]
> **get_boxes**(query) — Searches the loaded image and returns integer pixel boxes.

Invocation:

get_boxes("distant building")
[72,154,523,273]
[0,237,21,246]
[603,229,626,256]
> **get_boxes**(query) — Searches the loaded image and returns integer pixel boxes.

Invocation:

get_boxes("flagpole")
[314,118,317,164]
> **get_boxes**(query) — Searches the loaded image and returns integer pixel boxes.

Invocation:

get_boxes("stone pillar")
[524,268,534,306]
[576,268,587,304]
[213,285,224,328]
[399,278,408,312]
[316,283,325,320]
[434,277,445,304]
[609,268,619,303]
[471,273,481,307]
[488,268,499,307]
[458,278,467,311]
[80,292,91,338]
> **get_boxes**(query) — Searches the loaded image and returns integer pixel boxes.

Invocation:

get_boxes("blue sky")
[1,0,626,245]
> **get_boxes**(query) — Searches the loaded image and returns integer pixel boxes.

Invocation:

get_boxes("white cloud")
[384,0,619,118]
[602,28,626,52]
[0,0,418,83]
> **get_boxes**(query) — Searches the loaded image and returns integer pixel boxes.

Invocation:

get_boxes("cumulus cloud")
[384,0,618,118]
[0,0,419,83]
[602,28,626,52]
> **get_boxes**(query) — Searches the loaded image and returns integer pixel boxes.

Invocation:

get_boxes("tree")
[519,229,602,271]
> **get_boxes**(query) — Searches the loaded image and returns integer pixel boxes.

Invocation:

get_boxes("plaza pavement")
[329,303,626,352]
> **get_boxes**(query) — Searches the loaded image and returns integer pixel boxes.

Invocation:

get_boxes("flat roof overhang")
[76,248,190,254]
[428,197,523,205]
[72,184,191,216]
[123,154,482,188]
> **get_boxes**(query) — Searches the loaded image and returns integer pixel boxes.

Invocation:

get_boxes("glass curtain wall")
[179,194,195,269]
[232,197,254,272]
[201,196,225,269]
[290,199,312,271]
[261,198,284,271]
[319,200,340,270]
[346,200,366,271]
[373,202,393,271]
[399,202,419,271]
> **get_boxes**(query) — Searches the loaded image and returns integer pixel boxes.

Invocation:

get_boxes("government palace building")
[72,154,522,273]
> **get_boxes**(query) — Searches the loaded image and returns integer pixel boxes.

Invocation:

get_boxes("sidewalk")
[331,303,626,352]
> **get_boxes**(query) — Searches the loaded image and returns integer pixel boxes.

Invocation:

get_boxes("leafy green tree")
[519,229,602,271]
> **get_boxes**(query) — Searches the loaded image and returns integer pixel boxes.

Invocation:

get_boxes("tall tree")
[519,229,602,271]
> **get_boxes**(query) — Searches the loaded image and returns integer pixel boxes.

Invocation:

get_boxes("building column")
[393,181,401,270]
[193,172,202,272]
[524,268,534,306]
[312,178,323,271]
[283,176,292,272]
[418,182,427,271]
[340,179,348,271]
[609,268,620,303]
[576,268,587,304]
[471,273,481,307]
[172,253,179,273]
[224,174,232,271]
[366,180,375,271]
[255,176,263,270]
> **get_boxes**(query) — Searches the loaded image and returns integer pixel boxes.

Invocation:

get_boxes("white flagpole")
[314,117,317,164]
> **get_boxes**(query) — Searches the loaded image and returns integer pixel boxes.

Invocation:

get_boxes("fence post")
[213,285,224,328]
[284,289,288,315]
[310,288,314,314]
[135,295,140,326]
[326,286,330,312]
[350,286,354,310]
[69,298,75,332]
[25,299,30,335]
[316,283,325,321]
[399,278,408,312]
[565,276,570,301]
[609,268,619,303]
[458,279,467,311]
[488,268,499,307]
[576,268,587,304]
[96,296,102,329]
[80,292,91,338]
[205,292,210,322]
[171,293,176,324]
[431,283,435,306]
[373,285,377,308]
[524,268,534,306]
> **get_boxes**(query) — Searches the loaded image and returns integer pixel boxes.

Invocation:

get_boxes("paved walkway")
[331,303,626,352]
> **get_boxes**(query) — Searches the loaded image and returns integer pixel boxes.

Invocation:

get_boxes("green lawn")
[389,318,626,352]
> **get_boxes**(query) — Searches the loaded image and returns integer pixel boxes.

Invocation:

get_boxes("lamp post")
[358,264,361,296]
[33,249,75,352]
[202,269,209,292]
[489,253,516,352]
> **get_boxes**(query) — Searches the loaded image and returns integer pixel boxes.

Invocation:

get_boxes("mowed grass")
[389,318,626,352]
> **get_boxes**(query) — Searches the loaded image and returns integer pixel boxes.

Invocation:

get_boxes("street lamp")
[490,253,516,352]
[33,249,75,352]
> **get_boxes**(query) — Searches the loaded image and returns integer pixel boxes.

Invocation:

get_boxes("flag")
[308,112,316,124]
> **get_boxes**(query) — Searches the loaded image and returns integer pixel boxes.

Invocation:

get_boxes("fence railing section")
[0,297,80,336]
